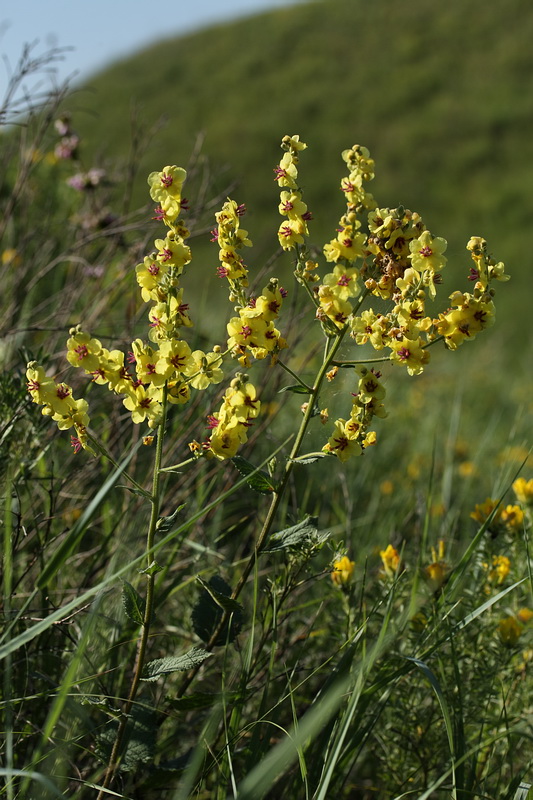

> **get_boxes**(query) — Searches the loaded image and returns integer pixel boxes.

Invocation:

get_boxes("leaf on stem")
[231,455,278,494]
[141,646,213,682]
[263,515,331,554]
[121,580,146,625]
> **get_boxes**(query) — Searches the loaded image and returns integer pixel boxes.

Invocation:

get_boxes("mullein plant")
[25,134,510,790]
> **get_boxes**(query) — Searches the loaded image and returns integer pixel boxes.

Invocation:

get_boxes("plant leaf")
[278,383,310,394]
[141,646,213,682]
[121,580,145,625]
[231,455,277,494]
[263,515,331,553]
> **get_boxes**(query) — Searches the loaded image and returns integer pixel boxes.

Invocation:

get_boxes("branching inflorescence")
[26,134,509,467]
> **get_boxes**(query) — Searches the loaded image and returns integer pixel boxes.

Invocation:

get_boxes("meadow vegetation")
[1,4,532,799]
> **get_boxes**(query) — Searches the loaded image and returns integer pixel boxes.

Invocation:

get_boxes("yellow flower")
[323,419,362,462]
[470,497,502,526]
[380,544,401,578]
[517,608,533,625]
[501,504,524,532]
[331,556,355,587]
[486,555,511,584]
[498,616,522,646]
[513,477,533,505]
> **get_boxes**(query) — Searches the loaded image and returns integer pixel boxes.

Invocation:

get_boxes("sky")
[0,0,306,98]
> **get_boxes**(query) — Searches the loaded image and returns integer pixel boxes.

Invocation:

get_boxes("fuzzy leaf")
[232,455,277,494]
[264,515,331,553]
[141,646,213,682]
[121,580,145,625]
[289,453,328,465]
[97,705,156,772]
[192,575,244,646]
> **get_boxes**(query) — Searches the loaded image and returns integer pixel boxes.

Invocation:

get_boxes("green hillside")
[70,0,533,346]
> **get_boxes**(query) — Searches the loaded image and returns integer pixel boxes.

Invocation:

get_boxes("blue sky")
[0,0,306,96]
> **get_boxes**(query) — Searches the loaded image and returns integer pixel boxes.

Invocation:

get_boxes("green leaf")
[121,581,146,625]
[155,504,186,536]
[278,383,310,395]
[289,453,328,465]
[141,646,213,682]
[97,705,157,772]
[263,515,331,554]
[231,455,277,494]
[192,575,244,646]
[139,560,163,576]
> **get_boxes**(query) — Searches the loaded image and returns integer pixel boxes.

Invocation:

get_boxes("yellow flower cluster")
[226,278,287,367]
[26,166,266,461]
[322,366,385,462]
[275,135,311,251]
[26,362,94,453]
[470,497,525,533]
[205,374,260,460]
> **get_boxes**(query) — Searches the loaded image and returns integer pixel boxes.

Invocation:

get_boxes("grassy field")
[1,3,532,798]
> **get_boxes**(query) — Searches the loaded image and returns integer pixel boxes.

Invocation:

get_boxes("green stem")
[96,390,168,798]
[176,326,349,698]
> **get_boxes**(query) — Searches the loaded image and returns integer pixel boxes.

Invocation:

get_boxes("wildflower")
[408,230,447,296]
[501,504,525,532]
[188,351,224,390]
[322,264,361,301]
[470,497,502,526]
[122,384,163,426]
[389,335,430,375]
[498,616,522,646]
[26,363,56,405]
[322,419,362,462]
[485,555,511,584]
[147,165,186,220]
[66,327,103,372]
[513,477,533,505]
[380,544,401,578]
[517,608,533,625]
[331,555,355,587]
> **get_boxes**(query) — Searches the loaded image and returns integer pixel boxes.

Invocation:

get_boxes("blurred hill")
[69,0,533,353]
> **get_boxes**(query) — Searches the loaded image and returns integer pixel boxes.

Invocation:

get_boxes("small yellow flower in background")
[380,544,401,578]
[470,497,502,526]
[458,460,477,478]
[380,479,394,495]
[425,540,448,591]
[513,477,533,505]
[501,504,525,532]
[331,555,355,587]
[485,555,511,584]
[517,608,533,625]
[2,248,21,267]
[498,616,523,646]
